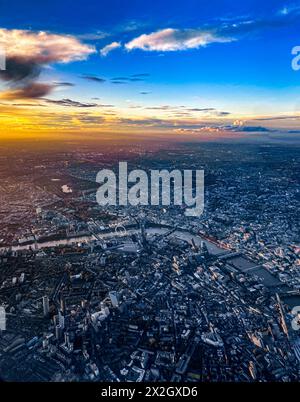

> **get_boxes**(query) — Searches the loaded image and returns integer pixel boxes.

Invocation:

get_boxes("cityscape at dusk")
[0,0,300,389]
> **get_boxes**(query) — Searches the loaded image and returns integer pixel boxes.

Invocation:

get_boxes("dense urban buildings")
[0,140,299,382]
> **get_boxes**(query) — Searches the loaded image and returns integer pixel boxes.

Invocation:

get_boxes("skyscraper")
[42,296,49,317]
[109,291,120,308]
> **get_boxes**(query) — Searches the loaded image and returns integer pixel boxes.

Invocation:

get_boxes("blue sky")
[0,0,300,137]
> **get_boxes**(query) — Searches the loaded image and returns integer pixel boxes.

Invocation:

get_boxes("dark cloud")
[0,57,68,100]
[45,98,98,107]
[1,82,54,99]
[217,111,231,116]
[186,107,216,112]
[175,124,273,134]
[232,125,271,132]
[128,77,144,81]
[0,57,41,83]
[143,105,226,114]
[44,98,115,108]
[111,80,127,84]
[145,105,172,110]
[213,124,272,133]
[110,73,149,83]
[81,75,106,83]
[112,76,130,80]
[53,81,75,87]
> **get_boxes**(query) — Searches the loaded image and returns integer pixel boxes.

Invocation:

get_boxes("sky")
[0,0,300,140]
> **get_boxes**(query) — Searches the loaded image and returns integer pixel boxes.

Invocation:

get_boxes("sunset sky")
[0,0,300,139]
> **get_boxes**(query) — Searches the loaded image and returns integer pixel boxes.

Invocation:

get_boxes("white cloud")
[278,5,300,16]
[100,41,121,56]
[125,28,234,52]
[174,127,222,134]
[0,28,96,63]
